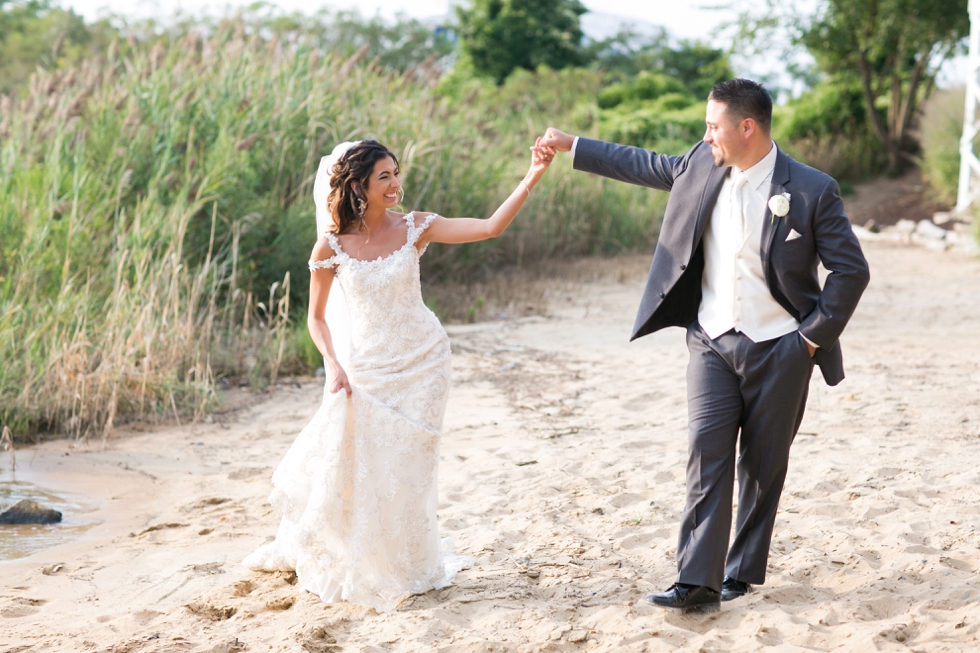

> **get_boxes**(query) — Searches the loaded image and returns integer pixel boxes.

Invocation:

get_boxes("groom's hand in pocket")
[540,128,575,153]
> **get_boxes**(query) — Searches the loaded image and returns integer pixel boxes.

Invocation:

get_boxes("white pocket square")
[785,229,802,242]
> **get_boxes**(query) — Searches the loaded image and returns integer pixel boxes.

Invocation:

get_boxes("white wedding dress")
[243,212,472,612]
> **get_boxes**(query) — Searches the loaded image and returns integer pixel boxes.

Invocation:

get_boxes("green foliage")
[769,78,886,180]
[597,72,687,110]
[419,65,666,276]
[582,28,669,81]
[0,14,669,438]
[0,0,116,94]
[736,0,968,171]
[600,102,705,154]
[456,0,587,84]
[658,40,735,100]
[584,41,733,155]
[920,87,965,206]
[776,79,867,140]
[588,35,733,97]
[257,8,456,73]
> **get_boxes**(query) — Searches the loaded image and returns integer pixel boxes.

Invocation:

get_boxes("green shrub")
[773,81,887,180]
[776,80,867,141]
[597,71,688,109]
[599,102,704,152]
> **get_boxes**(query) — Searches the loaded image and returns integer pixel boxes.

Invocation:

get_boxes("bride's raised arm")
[418,138,555,247]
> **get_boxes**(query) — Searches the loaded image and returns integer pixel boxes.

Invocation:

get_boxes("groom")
[540,79,869,612]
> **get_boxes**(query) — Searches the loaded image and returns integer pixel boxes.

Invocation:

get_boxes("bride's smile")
[361,156,401,211]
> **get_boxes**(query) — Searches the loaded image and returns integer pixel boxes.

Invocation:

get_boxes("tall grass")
[920,87,965,207]
[0,17,666,440]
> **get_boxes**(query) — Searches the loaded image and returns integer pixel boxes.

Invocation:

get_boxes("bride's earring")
[351,190,367,218]
[396,187,405,205]
[350,182,367,219]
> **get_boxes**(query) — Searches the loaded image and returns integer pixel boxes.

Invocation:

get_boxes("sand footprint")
[184,601,237,621]
[297,625,339,653]
[182,497,233,512]
[0,597,46,618]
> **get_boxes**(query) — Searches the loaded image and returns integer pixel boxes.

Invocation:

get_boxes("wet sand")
[2,240,980,652]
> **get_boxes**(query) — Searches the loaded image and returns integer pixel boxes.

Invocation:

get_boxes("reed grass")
[920,87,965,207]
[0,16,667,440]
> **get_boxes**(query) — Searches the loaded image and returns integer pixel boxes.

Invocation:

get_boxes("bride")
[243,138,555,611]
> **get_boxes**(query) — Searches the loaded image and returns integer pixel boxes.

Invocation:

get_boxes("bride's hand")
[327,360,352,397]
[529,137,556,178]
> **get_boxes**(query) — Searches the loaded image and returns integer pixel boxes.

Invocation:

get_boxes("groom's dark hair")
[709,79,772,134]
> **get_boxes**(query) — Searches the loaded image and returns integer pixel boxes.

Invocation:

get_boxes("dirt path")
[2,240,980,652]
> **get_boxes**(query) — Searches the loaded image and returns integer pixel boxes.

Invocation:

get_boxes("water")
[0,476,102,562]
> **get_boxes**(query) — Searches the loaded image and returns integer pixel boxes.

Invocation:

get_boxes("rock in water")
[0,500,62,524]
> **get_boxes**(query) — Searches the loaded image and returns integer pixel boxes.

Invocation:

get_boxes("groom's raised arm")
[571,137,688,192]
[539,128,690,192]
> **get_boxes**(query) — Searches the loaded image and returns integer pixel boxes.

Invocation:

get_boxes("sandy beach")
[2,238,980,652]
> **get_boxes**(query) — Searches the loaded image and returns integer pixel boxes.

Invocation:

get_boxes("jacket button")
[680,264,687,270]
[659,292,666,299]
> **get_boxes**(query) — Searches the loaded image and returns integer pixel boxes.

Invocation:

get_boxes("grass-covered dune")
[0,19,666,440]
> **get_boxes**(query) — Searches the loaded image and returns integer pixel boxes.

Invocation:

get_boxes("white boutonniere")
[768,192,791,224]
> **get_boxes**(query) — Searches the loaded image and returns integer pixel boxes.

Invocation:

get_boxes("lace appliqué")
[407,212,439,255]
[245,210,470,613]
[308,232,348,271]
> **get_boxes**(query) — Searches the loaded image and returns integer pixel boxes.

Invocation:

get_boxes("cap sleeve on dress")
[408,213,439,255]
[308,232,347,271]
[308,256,341,271]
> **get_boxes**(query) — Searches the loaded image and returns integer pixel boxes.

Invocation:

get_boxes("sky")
[63,0,740,42]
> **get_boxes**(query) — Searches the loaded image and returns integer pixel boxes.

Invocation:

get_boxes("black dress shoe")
[720,576,752,601]
[644,583,720,613]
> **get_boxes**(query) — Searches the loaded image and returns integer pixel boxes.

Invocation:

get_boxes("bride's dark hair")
[328,140,400,235]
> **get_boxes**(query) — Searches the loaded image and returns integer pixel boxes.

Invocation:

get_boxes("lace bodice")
[309,213,446,373]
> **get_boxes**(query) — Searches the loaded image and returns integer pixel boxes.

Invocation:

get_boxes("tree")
[269,9,456,75]
[659,40,734,100]
[456,0,588,84]
[0,0,115,95]
[803,0,967,169]
[736,0,969,171]
[581,27,669,81]
[584,30,733,98]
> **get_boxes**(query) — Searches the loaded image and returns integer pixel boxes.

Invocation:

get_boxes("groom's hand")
[540,128,575,153]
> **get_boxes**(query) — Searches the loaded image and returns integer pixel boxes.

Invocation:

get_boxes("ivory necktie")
[732,172,750,245]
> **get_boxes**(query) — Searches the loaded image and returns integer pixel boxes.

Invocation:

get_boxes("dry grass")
[920,87,965,206]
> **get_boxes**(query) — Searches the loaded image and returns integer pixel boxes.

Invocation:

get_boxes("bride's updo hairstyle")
[328,140,400,234]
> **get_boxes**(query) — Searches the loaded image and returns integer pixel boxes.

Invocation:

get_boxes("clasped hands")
[529,127,575,172]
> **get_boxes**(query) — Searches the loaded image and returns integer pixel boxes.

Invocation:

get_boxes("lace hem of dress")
[244,535,473,612]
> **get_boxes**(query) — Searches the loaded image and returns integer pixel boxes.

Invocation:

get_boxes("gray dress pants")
[677,322,815,592]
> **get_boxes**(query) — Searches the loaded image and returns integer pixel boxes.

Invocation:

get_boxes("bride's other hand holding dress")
[243,138,554,612]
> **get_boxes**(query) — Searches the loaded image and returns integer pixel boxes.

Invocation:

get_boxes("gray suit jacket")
[574,138,870,386]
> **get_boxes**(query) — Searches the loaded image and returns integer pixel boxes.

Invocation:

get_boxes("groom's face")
[703,100,744,168]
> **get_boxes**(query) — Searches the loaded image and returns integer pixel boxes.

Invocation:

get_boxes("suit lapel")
[761,147,791,284]
[692,163,729,251]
